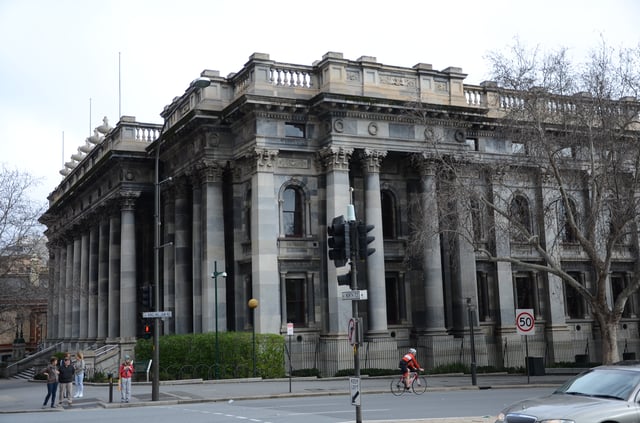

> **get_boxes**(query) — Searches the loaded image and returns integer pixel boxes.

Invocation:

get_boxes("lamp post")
[211,261,227,379]
[466,297,477,386]
[248,298,259,377]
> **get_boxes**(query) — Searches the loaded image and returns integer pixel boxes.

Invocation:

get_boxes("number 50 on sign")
[515,309,535,335]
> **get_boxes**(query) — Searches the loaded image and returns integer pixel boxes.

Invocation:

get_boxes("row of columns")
[48,194,139,343]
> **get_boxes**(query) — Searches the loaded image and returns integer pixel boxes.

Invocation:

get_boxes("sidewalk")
[0,372,571,422]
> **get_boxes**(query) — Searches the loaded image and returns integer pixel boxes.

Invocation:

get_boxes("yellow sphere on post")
[248,298,259,309]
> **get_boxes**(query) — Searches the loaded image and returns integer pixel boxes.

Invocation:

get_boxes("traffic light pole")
[348,220,362,423]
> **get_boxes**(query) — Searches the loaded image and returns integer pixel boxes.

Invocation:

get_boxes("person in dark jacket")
[41,356,59,408]
[58,353,75,406]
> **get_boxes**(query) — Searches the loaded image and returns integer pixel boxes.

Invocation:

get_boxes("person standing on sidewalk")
[58,354,75,406]
[73,351,86,398]
[41,356,59,409]
[119,355,134,403]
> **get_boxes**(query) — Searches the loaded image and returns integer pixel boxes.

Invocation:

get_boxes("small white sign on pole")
[350,377,361,406]
[515,309,535,335]
[287,322,294,336]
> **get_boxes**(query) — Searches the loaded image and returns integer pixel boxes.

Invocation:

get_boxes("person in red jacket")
[119,356,134,403]
[399,348,423,389]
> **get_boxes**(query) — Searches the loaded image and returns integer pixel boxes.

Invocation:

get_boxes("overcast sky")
[1,0,638,203]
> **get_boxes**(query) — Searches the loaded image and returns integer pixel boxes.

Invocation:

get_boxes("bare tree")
[414,39,640,364]
[0,164,48,341]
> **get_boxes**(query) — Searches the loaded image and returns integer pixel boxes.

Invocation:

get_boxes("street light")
[248,298,259,377]
[211,261,227,379]
[466,297,477,386]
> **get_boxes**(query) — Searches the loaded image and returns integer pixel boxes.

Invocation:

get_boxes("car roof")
[594,360,640,372]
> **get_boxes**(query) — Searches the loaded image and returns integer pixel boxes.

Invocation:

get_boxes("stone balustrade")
[49,116,161,204]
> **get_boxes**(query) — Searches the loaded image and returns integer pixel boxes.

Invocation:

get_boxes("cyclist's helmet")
[409,348,417,354]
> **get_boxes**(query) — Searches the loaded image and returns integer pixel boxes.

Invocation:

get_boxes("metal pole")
[349,220,362,423]
[252,309,256,377]
[152,140,161,401]
[467,298,477,386]
[214,260,219,379]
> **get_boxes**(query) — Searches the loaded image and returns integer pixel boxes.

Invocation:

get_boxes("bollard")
[107,373,113,403]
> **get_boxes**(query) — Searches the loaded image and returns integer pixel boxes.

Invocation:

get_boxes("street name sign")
[142,311,173,318]
[341,290,368,301]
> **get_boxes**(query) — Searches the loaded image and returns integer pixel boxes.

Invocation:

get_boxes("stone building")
[40,52,640,375]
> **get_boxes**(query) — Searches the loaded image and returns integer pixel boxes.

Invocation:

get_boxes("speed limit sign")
[516,309,535,335]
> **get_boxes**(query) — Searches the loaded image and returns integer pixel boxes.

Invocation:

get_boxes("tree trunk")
[599,318,620,364]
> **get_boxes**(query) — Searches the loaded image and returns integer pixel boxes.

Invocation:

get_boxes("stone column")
[250,150,280,334]
[97,216,109,339]
[361,149,388,334]
[79,231,89,340]
[50,244,62,340]
[120,194,138,339]
[417,158,447,333]
[163,186,176,334]
[199,160,227,333]
[174,180,193,334]
[319,146,353,333]
[108,211,121,339]
[64,241,73,339]
[87,225,99,341]
[191,178,203,333]
[72,235,81,338]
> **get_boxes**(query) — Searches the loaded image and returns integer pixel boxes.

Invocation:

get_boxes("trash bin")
[526,356,545,376]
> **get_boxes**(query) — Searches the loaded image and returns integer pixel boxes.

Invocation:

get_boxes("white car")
[496,362,640,423]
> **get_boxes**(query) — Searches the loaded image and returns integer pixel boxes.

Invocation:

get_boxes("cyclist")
[399,348,424,389]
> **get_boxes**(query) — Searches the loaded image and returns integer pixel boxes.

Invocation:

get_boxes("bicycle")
[390,370,427,395]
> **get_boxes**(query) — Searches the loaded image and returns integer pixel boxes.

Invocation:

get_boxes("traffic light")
[337,271,352,286]
[327,215,350,267]
[141,285,153,309]
[357,221,375,259]
[143,321,152,339]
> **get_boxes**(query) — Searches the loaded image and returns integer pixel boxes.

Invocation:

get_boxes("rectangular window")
[515,274,536,311]
[465,138,479,151]
[512,142,526,154]
[611,273,632,318]
[476,271,490,322]
[285,123,305,138]
[565,272,585,319]
[286,278,307,326]
[385,275,403,325]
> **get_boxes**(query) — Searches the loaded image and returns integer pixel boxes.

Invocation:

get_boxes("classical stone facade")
[40,52,640,375]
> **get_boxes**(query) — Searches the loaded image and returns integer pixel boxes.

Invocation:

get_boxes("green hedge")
[135,332,285,380]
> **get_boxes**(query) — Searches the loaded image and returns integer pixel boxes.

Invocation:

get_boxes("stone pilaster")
[319,146,353,333]
[250,149,280,334]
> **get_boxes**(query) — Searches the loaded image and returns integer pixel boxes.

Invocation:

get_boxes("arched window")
[510,194,532,239]
[282,186,303,237]
[381,190,396,239]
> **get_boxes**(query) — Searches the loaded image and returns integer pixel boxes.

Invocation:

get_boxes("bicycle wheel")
[412,375,427,394]
[390,378,406,396]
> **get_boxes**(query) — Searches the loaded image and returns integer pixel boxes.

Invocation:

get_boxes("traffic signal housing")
[141,285,153,309]
[337,271,352,286]
[357,222,375,259]
[143,321,152,339]
[327,215,350,267]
